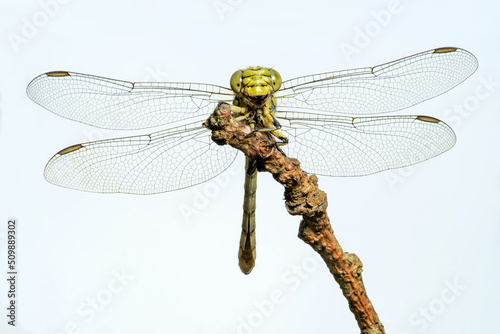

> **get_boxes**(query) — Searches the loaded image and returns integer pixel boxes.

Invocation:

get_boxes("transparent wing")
[27,71,235,130]
[278,113,455,177]
[275,47,478,116]
[44,122,237,194]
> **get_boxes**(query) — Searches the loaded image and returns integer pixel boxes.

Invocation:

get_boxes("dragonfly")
[27,47,478,274]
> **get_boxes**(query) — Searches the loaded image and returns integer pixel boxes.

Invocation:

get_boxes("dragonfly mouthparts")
[249,94,268,101]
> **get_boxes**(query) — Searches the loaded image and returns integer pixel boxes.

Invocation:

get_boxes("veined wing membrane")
[44,122,237,194]
[275,48,478,116]
[279,113,455,177]
[27,71,235,130]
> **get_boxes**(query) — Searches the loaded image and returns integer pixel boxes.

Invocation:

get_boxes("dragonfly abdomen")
[239,157,257,274]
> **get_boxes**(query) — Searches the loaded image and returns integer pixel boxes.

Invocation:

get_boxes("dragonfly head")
[230,67,282,105]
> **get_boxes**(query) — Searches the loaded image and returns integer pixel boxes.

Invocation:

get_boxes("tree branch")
[204,102,385,334]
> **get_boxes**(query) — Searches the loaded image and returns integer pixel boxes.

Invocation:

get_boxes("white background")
[1,0,499,333]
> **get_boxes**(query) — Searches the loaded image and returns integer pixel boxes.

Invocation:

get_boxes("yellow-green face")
[230,67,282,103]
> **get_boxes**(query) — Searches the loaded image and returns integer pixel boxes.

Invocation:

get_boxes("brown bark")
[204,102,385,334]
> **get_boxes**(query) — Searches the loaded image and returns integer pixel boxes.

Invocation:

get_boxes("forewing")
[27,71,235,130]
[279,114,455,177]
[44,122,237,194]
[275,47,478,116]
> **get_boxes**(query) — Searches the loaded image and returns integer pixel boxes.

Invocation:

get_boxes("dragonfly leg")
[231,105,258,130]
[230,105,249,117]
[265,130,288,147]
[247,111,289,146]
[273,144,287,157]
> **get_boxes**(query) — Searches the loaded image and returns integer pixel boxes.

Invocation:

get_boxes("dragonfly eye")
[269,69,282,91]
[230,70,244,93]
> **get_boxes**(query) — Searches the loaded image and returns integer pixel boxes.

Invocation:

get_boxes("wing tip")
[415,115,456,144]
[26,71,71,98]
[433,46,479,72]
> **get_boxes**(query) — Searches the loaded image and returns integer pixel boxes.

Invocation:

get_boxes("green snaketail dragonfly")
[27,47,478,274]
